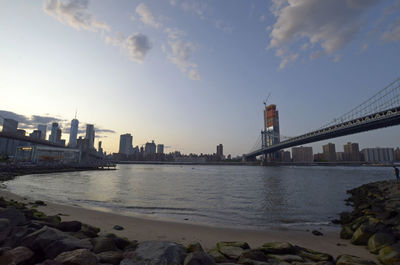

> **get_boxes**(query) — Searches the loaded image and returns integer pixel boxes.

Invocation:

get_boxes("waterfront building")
[85,124,95,149]
[313,153,324,162]
[15,145,80,164]
[2,119,18,133]
[216,144,223,158]
[361,148,395,163]
[344,142,360,161]
[145,141,156,155]
[37,124,47,140]
[49,122,59,143]
[68,119,79,148]
[336,152,345,161]
[157,144,164,154]
[292,146,313,162]
[263,104,280,160]
[17,129,26,137]
[322,143,336,162]
[29,130,42,139]
[279,150,291,162]
[395,147,400,161]
[98,141,103,155]
[119,133,133,155]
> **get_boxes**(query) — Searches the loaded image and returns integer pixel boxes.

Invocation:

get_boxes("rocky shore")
[339,180,400,264]
[0,195,379,265]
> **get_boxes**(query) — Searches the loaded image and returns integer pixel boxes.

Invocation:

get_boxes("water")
[4,164,392,229]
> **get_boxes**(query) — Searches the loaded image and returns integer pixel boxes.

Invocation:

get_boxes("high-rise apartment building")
[119,133,133,155]
[343,142,360,161]
[145,141,156,155]
[2,119,18,133]
[216,144,223,158]
[49,122,59,143]
[322,143,336,161]
[37,124,47,140]
[68,119,79,148]
[157,144,164,154]
[292,146,313,162]
[361,148,395,163]
[85,124,95,149]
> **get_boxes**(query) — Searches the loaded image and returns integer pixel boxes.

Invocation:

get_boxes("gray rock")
[377,242,400,265]
[0,207,26,226]
[58,221,82,232]
[113,225,124,230]
[92,236,118,254]
[0,218,11,243]
[367,232,396,254]
[217,242,250,260]
[6,246,34,264]
[105,233,131,250]
[351,224,374,245]
[258,242,295,255]
[120,241,186,265]
[312,230,323,236]
[80,223,100,238]
[207,248,230,263]
[336,254,377,265]
[267,254,304,263]
[239,249,268,262]
[96,250,123,265]
[187,242,204,253]
[184,251,216,265]
[55,248,97,265]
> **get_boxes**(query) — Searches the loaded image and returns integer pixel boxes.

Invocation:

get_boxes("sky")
[0,0,400,156]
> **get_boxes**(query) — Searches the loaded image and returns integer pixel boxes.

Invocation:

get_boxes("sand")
[0,189,377,261]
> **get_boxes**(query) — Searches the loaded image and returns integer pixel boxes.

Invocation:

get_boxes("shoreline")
[0,189,378,261]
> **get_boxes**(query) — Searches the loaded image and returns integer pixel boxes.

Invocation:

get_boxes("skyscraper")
[119,133,133,155]
[49,122,59,143]
[85,124,95,149]
[322,143,336,162]
[145,141,156,155]
[216,144,223,158]
[343,142,360,161]
[68,119,79,148]
[2,119,18,133]
[37,124,47,140]
[157,144,164,154]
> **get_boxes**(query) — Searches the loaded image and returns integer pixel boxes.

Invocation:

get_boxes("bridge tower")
[262,104,280,161]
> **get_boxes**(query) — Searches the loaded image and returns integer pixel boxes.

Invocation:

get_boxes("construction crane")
[263,92,271,107]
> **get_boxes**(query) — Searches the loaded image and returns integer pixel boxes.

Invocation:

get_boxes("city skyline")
[1,1,400,156]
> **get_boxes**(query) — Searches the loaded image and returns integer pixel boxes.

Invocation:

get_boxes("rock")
[55,248,97,265]
[340,225,354,239]
[312,230,323,236]
[377,243,400,265]
[340,211,353,224]
[35,200,46,206]
[336,254,377,265]
[97,250,123,265]
[367,232,396,254]
[207,248,230,263]
[120,241,186,265]
[80,223,100,238]
[187,242,204,253]
[236,258,270,265]
[92,236,119,254]
[297,248,333,262]
[58,221,82,232]
[0,207,26,226]
[216,242,250,260]
[217,242,250,250]
[184,251,216,265]
[239,249,268,262]
[351,225,374,245]
[113,225,124,231]
[36,260,64,265]
[267,254,304,263]
[0,218,11,243]
[6,246,34,264]
[105,234,131,250]
[258,242,295,255]
[22,225,92,259]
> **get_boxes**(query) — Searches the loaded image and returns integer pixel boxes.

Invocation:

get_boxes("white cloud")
[169,0,207,20]
[164,27,185,40]
[215,20,233,34]
[106,32,152,63]
[381,19,400,42]
[268,0,379,68]
[135,3,161,29]
[43,0,110,31]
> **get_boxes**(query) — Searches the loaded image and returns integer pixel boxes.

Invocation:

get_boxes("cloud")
[169,0,207,19]
[43,0,110,31]
[381,19,400,42]
[135,3,161,29]
[215,20,234,33]
[268,0,379,68]
[106,32,152,63]
[164,27,185,40]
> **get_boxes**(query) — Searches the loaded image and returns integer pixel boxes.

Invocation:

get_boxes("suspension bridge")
[244,77,400,159]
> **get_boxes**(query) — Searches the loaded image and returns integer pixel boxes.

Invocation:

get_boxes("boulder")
[312,230,323,236]
[120,241,186,265]
[55,248,97,265]
[236,258,270,265]
[340,211,353,224]
[207,248,230,263]
[0,218,11,243]
[367,233,396,254]
[217,242,250,250]
[36,260,63,265]
[258,242,295,255]
[297,248,333,262]
[377,243,400,265]
[187,242,204,253]
[239,249,268,262]
[0,207,26,226]
[113,225,124,231]
[97,250,123,265]
[216,242,250,260]
[351,225,374,245]
[105,233,131,250]
[340,225,354,239]
[184,251,216,265]
[92,236,118,254]
[80,223,100,238]
[336,254,377,265]
[58,221,82,232]
[0,246,34,265]
[267,254,303,263]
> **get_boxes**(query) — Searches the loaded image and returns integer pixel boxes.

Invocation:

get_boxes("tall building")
[263,104,280,147]
[29,130,42,139]
[98,141,103,155]
[395,147,400,161]
[322,143,336,161]
[292,146,313,162]
[343,142,360,161]
[85,124,95,149]
[68,119,79,148]
[216,144,223,158]
[49,122,59,143]
[361,148,395,163]
[157,144,164,154]
[279,150,291,162]
[2,119,18,133]
[119,133,133,155]
[37,124,47,140]
[145,141,156,155]
[17,129,26,137]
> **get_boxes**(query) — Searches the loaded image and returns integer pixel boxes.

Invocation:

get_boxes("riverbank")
[0,189,378,264]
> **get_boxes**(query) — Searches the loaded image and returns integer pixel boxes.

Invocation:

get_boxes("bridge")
[245,77,400,159]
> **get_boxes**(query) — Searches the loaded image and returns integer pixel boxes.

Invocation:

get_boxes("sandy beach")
[0,189,377,262]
